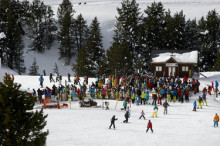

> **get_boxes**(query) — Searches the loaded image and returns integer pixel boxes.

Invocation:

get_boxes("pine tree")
[53,62,59,75]
[29,0,57,52]
[107,41,133,76]
[143,2,165,51]
[29,58,39,76]
[57,0,75,64]
[198,10,220,71]
[86,17,105,76]
[0,76,48,145]
[2,0,26,73]
[73,46,91,76]
[73,14,89,53]
[113,0,141,66]
[214,51,220,71]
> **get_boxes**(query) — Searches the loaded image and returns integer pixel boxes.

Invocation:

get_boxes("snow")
[152,51,198,63]
[0,32,6,39]
[10,72,220,145]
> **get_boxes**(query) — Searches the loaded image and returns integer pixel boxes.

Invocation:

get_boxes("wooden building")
[151,50,198,78]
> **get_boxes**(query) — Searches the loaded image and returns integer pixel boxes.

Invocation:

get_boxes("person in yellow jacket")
[131,93,135,104]
[214,113,219,127]
[141,92,146,105]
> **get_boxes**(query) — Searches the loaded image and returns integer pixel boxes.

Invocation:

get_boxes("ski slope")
[12,72,220,146]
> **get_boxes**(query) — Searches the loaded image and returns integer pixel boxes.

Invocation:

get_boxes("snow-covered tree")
[29,58,39,76]
[53,62,59,75]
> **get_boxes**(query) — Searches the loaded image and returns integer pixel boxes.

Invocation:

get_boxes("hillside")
[15,0,220,75]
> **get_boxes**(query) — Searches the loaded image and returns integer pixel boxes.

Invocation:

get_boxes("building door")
[168,67,176,76]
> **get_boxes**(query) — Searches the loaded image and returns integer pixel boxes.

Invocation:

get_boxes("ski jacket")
[147,121,152,128]
[102,89,106,95]
[153,106,158,111]
[111,116,118,123]
[215,81,219,88]
[214,115,219,121]
[163,101,170,108]
[145,93,150,100]
[193,101,197,107]
[141,111,145,116]
[173,90,177,97]
[123,100,128,107]
[141,93,146,99]
[39,77,44,83]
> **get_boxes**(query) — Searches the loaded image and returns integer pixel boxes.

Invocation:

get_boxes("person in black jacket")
[109,115,118,129]
[163,100,170,115]
[123,111,130,123]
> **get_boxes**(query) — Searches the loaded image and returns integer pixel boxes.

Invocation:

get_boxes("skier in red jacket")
[146,120,153,133]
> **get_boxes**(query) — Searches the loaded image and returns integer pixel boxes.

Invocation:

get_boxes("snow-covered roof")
[151,50,198,63]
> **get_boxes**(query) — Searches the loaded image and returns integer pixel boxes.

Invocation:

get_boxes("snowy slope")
[12,72,220,146]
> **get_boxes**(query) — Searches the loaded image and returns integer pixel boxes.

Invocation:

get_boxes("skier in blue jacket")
[39,75,44,88]
[145,91,150,104]
[193,100,197,111]
[215,81,219,97]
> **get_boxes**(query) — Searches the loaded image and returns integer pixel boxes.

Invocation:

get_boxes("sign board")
[166,63,178,67]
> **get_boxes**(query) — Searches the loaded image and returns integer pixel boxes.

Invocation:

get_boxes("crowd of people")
[31,71,220,131]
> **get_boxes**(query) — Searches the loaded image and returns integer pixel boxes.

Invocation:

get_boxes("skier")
[123,99,128,111]
[67,72,71,82]
[109,115,118,129]
[214,113,219,127]
[145,91,150,104]
[173,89,177,102]
[123,111,130,123]
[43,69,46,76]
[105,101,109,110]
[202,93,208,106]
[146,120,153,133]
[163,100,170,115]
[193,100,197,111]
[139,110,146,120]
[215,80,219,97]
[152,105,158,118]
[197,96,203,109]
[49,73,53,83]
[152,93,157,105]
[135,95,139,105]
[39,75,44,88]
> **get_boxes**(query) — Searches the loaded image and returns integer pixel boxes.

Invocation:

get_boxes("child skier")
[105,101,109,110]
[214,113,219,127]
[152,105,158,118]
[123,111,130,123]
[193,100,197,111]
[139,110,146,120]
[109,115,118,129]
[146,120,153,133]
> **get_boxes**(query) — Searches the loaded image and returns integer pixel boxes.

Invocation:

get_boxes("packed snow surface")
[11,72,220,146]
[152,51,198,63]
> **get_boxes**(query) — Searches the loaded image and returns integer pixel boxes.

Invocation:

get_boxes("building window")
[156,66,162,72]
[182,66,189,72]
